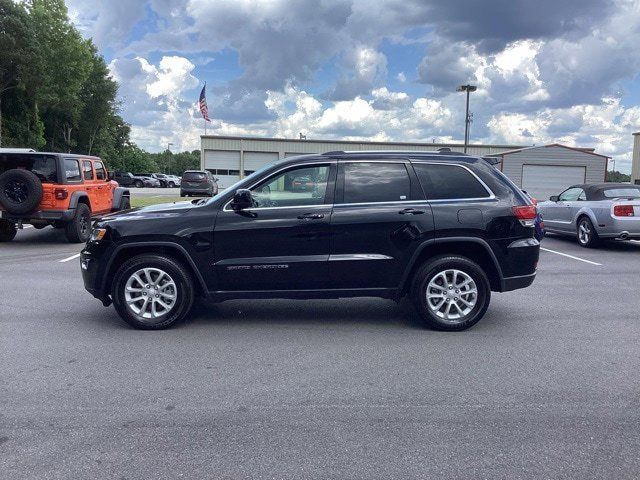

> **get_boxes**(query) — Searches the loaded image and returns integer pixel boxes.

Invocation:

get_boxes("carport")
[490,144,609,201]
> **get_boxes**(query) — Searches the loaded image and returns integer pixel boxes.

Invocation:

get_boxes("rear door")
[93,161,111,213]
[329,159,433,290]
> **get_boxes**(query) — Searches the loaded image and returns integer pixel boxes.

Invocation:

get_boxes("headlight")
[90,228,107,242]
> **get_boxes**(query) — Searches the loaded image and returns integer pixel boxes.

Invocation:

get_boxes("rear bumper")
[501,272,536,292]
[597,218,640,238]
[0,209,75,223]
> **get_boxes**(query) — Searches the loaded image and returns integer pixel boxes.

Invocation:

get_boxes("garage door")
[243,152,279,176]
[521,165,586,201]
[204,150,240,188]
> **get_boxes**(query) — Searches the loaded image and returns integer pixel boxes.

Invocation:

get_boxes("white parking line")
[540,247,602,266]
[59,253,81,263]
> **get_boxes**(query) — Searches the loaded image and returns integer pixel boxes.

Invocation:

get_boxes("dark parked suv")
[81,151,539,330]
[180,170,218,197]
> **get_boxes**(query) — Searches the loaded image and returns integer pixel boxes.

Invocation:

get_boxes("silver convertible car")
[538,183,640,248]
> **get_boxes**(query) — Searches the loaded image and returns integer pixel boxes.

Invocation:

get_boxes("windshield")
[198,162,277,206]
[0,154,58,183]
[603,188,640,198]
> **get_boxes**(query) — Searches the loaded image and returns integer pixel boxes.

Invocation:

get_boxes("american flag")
[199,84,210,122]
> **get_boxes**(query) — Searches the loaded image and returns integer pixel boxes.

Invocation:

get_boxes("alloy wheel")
[124,268,178,320]
[426,269,477,323]
[578,221,591,244]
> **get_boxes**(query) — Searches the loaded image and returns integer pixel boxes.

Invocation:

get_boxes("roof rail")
[322,150,345,156]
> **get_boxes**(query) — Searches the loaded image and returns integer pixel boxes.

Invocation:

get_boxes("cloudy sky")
[67,0,640,172]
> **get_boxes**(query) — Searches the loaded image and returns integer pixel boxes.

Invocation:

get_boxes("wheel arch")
[574,208,598,230]
[399,237,503,297]
[69,191,91,212]
[101,241,207,298]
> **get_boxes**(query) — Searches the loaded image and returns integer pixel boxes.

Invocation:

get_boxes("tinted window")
[82,160,94,180]
[413,163,489,200]
[251,165,330,208]
[0,154,58,183]
[95,161,106,180]
[65,159,81,181]
[603,188,640,198]
[343,162,410,203]
[183,172,207,181]
[559,187,583,201]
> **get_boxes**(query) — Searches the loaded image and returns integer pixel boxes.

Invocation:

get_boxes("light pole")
[166,142,174,174]
[456,84,477,153]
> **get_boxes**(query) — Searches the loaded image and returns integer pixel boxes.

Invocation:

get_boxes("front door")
[546,187,583,232]
[329,160,434,290]
[213,162,336,291]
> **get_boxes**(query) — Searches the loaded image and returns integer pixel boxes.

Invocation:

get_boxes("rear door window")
[412,163,490,200]
[65,159,82,182]
[342,162,410,203]
[94,162,106,180]
[82,161,94,180]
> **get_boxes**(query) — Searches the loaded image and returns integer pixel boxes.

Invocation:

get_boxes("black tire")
[32,224,47,230]
[0,169,43,215]
[180,191,186,197]
[119,196,131,210]
[577,216,600,248]
[134,180,143,188]
[168,182,175,188]
[0,219,17,242]
[112,254,195,330]
[64,203,91,243]
[410,255,491,331]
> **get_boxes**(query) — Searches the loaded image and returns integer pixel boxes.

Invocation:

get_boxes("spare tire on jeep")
[0,169,43,215]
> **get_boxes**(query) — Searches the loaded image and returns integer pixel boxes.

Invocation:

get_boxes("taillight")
[54,188,68,200]
[513,204,537,227]
[613,205,635,217]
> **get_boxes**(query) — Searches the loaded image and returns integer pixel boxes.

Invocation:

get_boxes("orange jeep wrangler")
[0,151,130,243]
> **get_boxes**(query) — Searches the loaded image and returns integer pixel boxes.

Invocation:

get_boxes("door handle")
[399,208,425,215]
[297,213,325,220]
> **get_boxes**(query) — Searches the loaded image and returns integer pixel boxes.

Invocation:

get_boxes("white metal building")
[490,144,609,200]
[200,135,522,188]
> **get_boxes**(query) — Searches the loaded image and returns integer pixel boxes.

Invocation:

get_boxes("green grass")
[131,195,204,208]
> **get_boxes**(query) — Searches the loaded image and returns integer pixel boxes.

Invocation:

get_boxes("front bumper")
[80,241,113,305]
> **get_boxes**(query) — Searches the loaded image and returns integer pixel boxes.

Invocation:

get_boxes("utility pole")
[456,84,477,153]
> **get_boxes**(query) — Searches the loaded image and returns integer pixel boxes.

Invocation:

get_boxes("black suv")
[81,151,539,330]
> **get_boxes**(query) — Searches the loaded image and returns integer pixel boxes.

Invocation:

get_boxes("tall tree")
[0,0,37,147]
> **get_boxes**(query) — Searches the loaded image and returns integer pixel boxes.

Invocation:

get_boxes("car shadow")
[186,297,429,331]
[11,226,72,245]
[543,233,640,252]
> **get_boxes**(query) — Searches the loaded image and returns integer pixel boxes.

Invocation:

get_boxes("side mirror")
[231,189,253,210]
[549,195,559,202]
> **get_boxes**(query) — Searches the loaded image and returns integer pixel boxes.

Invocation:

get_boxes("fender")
[111,187,130,211]
[68,191,90,210]
[398,236,504,293]
[100,240,209,298]
[573,207,598,229]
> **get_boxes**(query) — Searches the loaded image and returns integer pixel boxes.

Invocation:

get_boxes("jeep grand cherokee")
[80,151,539,330]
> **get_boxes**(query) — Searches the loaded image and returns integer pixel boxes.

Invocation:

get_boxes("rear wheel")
[577,217,600,248]
[0,219,17,242]
[134,180,143,188]
[168,181,176,188]
[411,255,491,331]
[64,203,91,243]
[112,254,195,329]
[119,196,131,210]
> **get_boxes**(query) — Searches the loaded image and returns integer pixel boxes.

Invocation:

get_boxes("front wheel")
[0,219,17,242]
[134,180,143,188]
[112,254,195,329]
[411,255,491,331]
[168,182,175,188]
[64,203,91,243]
[577,217,600,248]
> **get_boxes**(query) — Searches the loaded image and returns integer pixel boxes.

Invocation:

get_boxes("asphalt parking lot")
[1,229,640,479]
